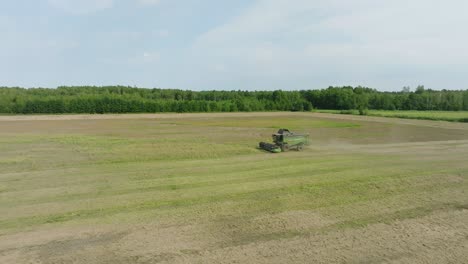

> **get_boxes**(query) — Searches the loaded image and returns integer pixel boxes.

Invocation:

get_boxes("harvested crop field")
[1,112,467,263]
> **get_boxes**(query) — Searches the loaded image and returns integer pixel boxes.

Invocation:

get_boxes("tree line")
[0,85,467,114]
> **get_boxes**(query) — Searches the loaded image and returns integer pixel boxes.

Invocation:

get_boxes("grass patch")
[161,116,360,129]
[1,112,467,246]
[316,109,468,122]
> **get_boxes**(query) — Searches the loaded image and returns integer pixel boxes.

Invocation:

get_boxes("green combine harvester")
[259,129,309,153]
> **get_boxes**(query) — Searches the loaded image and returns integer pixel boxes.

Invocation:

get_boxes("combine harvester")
[259,129,309,153]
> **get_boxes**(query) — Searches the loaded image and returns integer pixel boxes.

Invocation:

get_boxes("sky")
[1,0,467,91]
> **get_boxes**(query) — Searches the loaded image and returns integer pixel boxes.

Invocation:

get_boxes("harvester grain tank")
[259,129,309,153]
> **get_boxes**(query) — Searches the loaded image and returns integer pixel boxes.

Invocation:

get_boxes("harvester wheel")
[281,144,289,152]
[297,144,303,151]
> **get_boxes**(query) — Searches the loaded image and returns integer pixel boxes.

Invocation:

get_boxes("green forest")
[1,86,468,114]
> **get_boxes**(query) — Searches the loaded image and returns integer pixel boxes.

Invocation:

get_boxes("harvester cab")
[259,128,309,153]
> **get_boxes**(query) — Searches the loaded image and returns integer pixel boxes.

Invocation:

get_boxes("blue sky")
[1,0,467,91]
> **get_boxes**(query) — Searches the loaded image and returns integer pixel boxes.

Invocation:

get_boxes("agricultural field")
[0,112,467,263]
[317,109,468,122]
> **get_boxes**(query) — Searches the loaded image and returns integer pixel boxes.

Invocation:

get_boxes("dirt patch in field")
[1,208,467,264]
[168,209,468,264]
[0,112,297,122]
[203,210,337,248]
[1,112,468,130]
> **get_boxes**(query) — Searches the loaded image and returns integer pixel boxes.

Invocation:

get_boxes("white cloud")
[109,30,143,40]
[0,16,9,25]
[48,0,114,14]
[142,51,160,62]
[191,0,468,89]
[213,64,227,72]
[156,29,169,38]
[102,51,161,65]
[138,0,161,6]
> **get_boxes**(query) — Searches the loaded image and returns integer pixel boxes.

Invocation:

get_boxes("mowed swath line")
[1,145,467,231]
[1,153,463,210]
[0,114,467,245]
